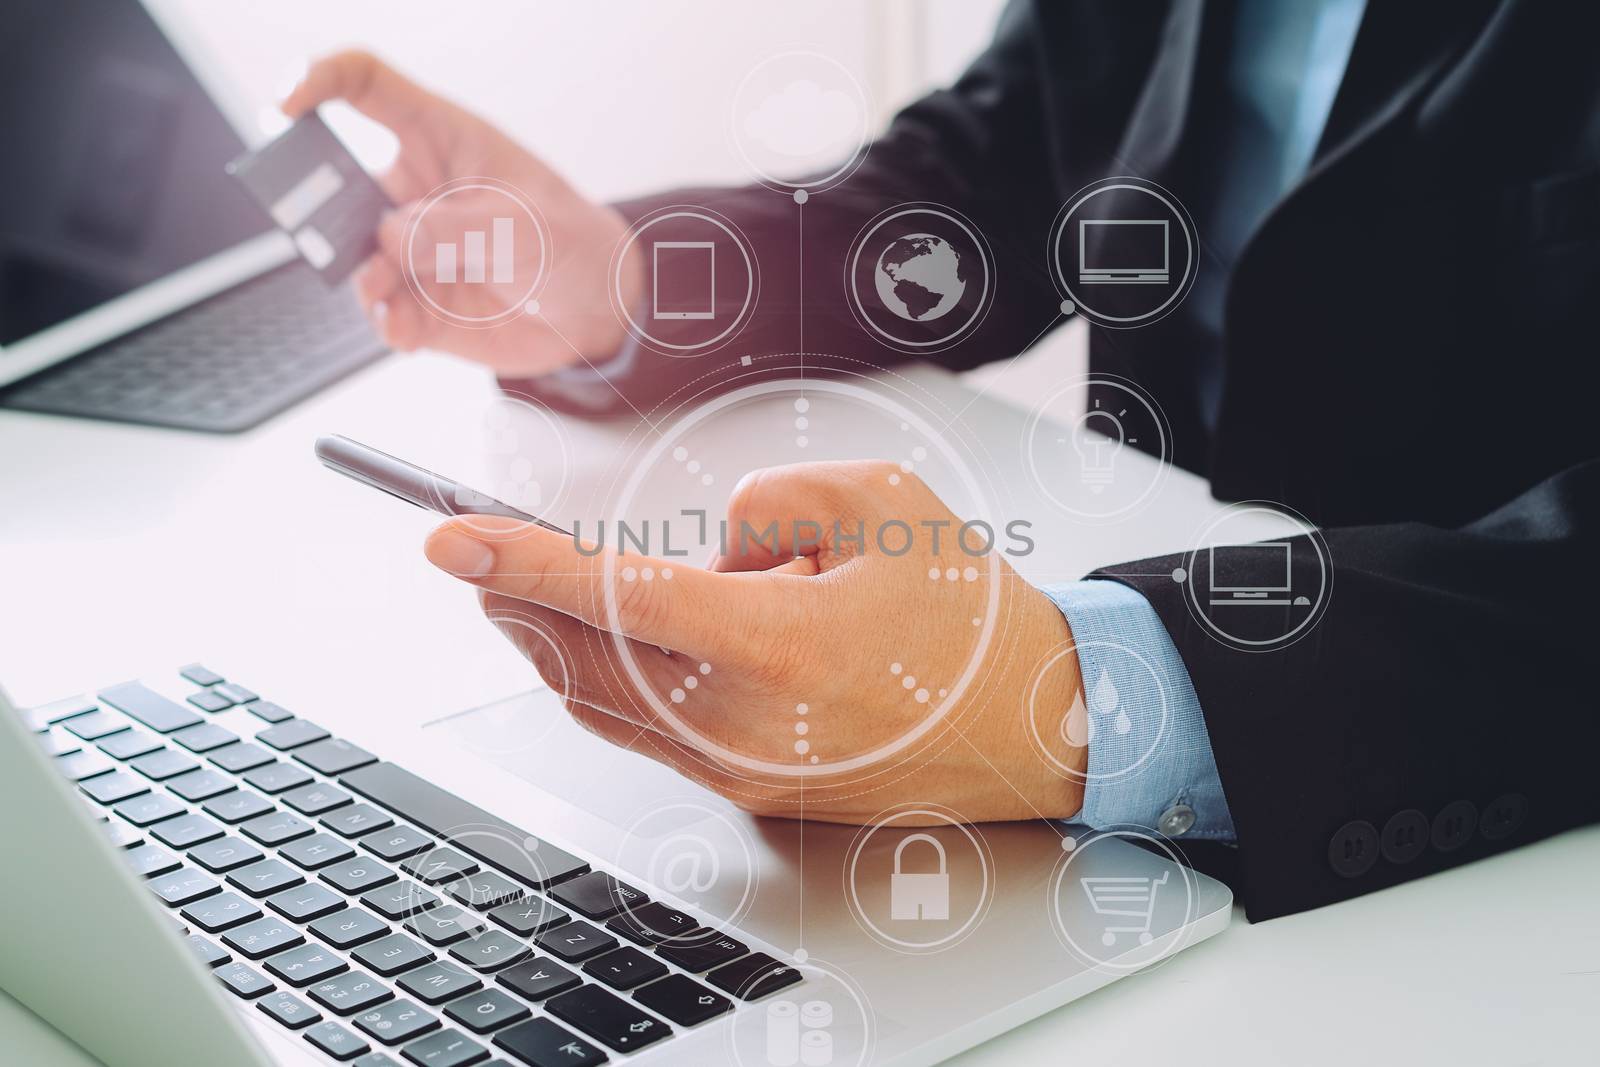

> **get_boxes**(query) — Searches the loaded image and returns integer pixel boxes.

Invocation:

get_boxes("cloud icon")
[741,78,861,160]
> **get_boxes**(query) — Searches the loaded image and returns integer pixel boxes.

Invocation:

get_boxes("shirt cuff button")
[1158,803,1196,837]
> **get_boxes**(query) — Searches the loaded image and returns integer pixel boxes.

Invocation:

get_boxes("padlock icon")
[889,833,950,920]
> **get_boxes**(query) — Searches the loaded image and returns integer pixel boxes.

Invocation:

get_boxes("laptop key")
[228,858,307,897]
[400,1028,489,1067]
[186,933,233,969]
[187,689,233,713]
[363,825,434,862]
[258,719,331,751]
[296,738,379,776]
[130,749,199,781]
[353,1056,402,1067]
[488,898,568,938]
[189,835,265,873]
[266,943,349,986]
[401,847,480,886]
[405,906,487,947]
[209,742,275,774]
[244,761,314,794]
[582,946,666,991]
[151,867,222,906]
[203,790,275,825]
[167,768,237,802]
[397,962,483,1006]
[494,957,581,1002]
[632,973,733,1026]
[323,803,395,838]
[283,832,357,870]
[126,844,181,879]
[311,971,394,1016]
[98,730,163,761]
[100,682,203,733]
[267,881,345,923]
[181,891,264,933]
[705,952,802,1000]
[340,763,589,890]
[447,931,530,973]
[101,819,143,849]
[223,916,306,960]
[364,881,444,921]
[56,748,115,782]
[353,932,437,977]
[283,781,353,816]
[215,961,276,1000]
[534,922,616,964]
[444,870,525,910]
[324,858,399,895]
[442,988,528,1035]
[249,700,296,724]
[257,990,323,1030]
[242,810,314,846]
[173,722,240,753]
[547,871,645,921]
[544,984,670,1053]
[179,664,225,687]
[492,1018,606,1067]
[355,998,440,1046]
[63,710,130,742]
[311,907,391,950]
[113,792,186,827]
[150,813,226,850]
[213,682,259,704]
[31,694,98,727]
[604,901,702,947]
[305,1020,372,1060]
[655,934,748,973]
[80,771,149,805]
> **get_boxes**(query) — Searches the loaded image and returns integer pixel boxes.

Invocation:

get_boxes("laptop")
[0,654,1231,1066]
[0,0,385,433]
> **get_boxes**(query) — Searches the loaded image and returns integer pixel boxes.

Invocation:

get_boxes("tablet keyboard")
[27,665,800,1065]
[0,262,385,433]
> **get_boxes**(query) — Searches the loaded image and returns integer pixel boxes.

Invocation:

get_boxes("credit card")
[227,111,391,287]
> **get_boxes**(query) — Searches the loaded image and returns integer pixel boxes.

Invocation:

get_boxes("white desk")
[3,353,1595,1066]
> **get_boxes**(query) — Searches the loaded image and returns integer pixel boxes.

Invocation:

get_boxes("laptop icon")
[1208,541,1300,606]
[1078,218,1170,285]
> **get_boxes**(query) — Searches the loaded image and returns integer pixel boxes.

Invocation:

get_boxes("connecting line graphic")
[939,312,1067,433]
[538,314,663,435]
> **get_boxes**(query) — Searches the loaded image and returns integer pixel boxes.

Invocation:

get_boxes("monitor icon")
[1207,542,1310,606]
[652,240,716,320]
[1078,219,1169,285]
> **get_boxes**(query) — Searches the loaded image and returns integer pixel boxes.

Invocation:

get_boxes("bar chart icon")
[437,217,515,284]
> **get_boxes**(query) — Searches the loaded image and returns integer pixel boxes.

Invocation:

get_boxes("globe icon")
[874,233,966,321]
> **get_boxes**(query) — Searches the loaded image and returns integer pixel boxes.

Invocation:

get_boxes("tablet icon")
[653,241,716,320]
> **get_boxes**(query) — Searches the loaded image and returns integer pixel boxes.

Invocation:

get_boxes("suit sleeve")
[506,0,1068,416]
[1096,458,1600,921]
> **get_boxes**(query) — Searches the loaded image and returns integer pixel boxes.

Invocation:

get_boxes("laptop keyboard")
[0,262,385,433]
[26,665,801,1065]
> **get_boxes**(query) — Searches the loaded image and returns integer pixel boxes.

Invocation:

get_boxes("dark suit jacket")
[518,0,1600,920]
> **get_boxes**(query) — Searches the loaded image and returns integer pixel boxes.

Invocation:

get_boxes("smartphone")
[314,434,571,536]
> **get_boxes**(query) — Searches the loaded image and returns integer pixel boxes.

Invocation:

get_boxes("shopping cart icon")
[1081,870,1169,947]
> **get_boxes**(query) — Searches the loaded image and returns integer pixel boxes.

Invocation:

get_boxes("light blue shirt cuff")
[1042,580,1236,843]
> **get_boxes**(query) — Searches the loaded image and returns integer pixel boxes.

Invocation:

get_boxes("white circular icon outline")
[1048,177,1196,328]
[612,798,761,946]
[402,177,550,328]
[842,804,994,954]
[1179,500,1333,652]
[845,203,995,354]
[1025,638,1169,783]
[611,205,759,357]
[1049,827,1199,973]
[723,955,877,1067]
[1021,373,1173,524]
[728,50,873,194]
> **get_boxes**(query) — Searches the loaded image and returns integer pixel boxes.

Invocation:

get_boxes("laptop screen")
[0,0,270,346]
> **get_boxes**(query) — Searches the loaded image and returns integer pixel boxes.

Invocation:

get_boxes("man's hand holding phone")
[283,51,643,375]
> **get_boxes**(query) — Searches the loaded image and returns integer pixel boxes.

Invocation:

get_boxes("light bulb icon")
[1063,400,1127,493]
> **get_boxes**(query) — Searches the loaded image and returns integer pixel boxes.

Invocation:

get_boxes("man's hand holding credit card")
[227,111,391,287]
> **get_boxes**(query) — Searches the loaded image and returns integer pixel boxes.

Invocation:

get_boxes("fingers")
[425,516,797,657]
[710,463,878,571]
[282,50,435,133]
